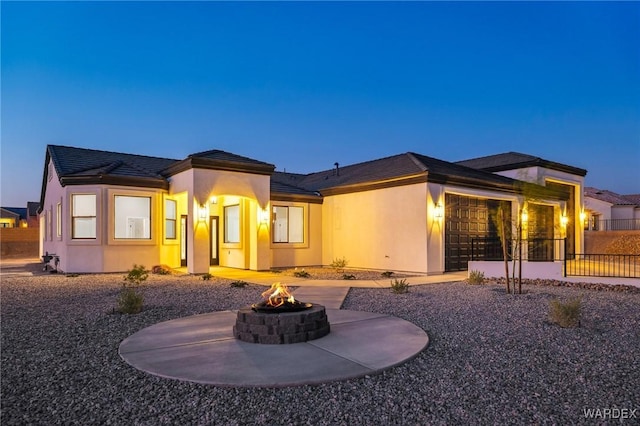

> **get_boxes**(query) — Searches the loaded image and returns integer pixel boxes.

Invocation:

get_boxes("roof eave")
[318,173,428,196]
[163,157,275,177]
[59,175,170,190]
[270,192,324,204]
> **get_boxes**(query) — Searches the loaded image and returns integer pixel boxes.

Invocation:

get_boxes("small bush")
[468,270,485,285]
[117,287,144,314]
[381,271,394,278]
[330,257,349,273]
[202,273,213,281]
[391,278,409,294]
[124,264,149,286]
[549,297,582,328]
[118,264,147,314]
[293,269,310,278]
[230,280,248,288]
[342,274,356,280]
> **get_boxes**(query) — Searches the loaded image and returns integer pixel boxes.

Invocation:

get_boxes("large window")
[115,195,151,239]
[224,204,240,243]
[72,194,96,239]
[272,205,304,243]
[165,199,177,239]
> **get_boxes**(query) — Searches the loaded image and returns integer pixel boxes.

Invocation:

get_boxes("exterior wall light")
[198,204,207,221]
[560,215,569,227]
[579,211,586,223]
[434,203,444,219]
[210,196,218,204]
[258,207,269,225]
[521,209,528,224]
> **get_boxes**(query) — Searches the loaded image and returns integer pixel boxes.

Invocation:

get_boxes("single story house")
[38,145,587,274]
[584,187,640,231]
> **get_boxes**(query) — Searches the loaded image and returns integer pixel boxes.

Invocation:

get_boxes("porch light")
[560,215,569,227]
[198,204,207,221]
[579,211,586,223]
[210,196,218,204]
[434,203,444,219]
[258,207,269,225]
[521,209,528,224]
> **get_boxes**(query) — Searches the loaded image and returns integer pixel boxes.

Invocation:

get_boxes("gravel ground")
[1,273,639,425]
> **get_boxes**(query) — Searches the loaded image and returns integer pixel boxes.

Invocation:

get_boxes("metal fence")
[471,237,640,278]
[586,218,640,231]
[565,254,640,278]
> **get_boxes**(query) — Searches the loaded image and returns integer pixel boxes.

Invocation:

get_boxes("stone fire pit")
[233,282,331,344]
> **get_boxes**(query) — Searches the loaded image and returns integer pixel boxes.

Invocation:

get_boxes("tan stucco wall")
[321,183,429,273]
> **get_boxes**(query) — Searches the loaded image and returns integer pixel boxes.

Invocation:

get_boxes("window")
[165,199,177,239]
[72,194,96,239]
[224,204,240,243]
[272,205,304,243]
[114,195,150,239]
[56,202,62,238]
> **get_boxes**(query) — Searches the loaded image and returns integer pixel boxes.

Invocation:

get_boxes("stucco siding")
[322,183,428,273]
[270,202,323,268]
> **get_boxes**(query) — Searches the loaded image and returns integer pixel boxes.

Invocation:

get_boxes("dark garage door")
[445,194,508,272]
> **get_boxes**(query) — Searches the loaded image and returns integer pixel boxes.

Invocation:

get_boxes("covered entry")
[445,194,507,272]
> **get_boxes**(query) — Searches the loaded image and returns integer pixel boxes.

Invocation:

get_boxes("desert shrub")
[124,264,149,285]
[342,274,356,280]
[391,278,409,294]
[468,270,485,285]
[152,264,172,275]
[330,257,349,273]
[202,273,213,281]
[549,297,582,328]
[118,264,147,314]
[230,280,248,288]
[381,271,394,278]
[293,269,310,278]
[117,287,144,314]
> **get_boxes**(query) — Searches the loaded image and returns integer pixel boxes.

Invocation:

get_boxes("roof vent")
[334,162,340,176]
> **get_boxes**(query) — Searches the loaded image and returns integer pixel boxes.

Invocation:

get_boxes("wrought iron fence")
[471,237,640,278]
[586,218,640,231]
[565,254,640,278]
[471,238,565,262]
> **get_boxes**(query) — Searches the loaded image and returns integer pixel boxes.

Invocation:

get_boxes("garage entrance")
[445,194,508,272]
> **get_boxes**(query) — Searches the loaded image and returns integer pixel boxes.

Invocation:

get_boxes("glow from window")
[224,205,240,243]
[115,196,150,239]
[72,194,96,239]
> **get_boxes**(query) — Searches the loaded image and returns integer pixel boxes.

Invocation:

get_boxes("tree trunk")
[499,208,510,294]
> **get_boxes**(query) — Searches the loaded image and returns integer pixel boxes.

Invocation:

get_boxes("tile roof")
[456,151,587,177]
[287,152,526,195]
[189,149,275,168]
[1,207,26,220]
[48,145,177,183]
[585,187,639,206]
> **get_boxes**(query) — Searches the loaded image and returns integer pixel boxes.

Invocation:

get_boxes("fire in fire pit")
[251,282,312,313]
[234,282,330,344]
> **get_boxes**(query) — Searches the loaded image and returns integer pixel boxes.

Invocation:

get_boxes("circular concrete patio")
[119,309,429,387]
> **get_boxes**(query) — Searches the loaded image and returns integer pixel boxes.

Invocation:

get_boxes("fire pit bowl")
[233,303,330,344]
[251,301,313,313]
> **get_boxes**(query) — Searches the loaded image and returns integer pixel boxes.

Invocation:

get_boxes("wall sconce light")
[560,215,569,227]
[434,203,444,219]
[210,196,218,204]
[521,209,528,224]
[198,204,207,221]
[579,211,587,223]
[258,207,269,225]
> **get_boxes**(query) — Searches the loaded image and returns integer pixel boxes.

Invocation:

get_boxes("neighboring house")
[38,145,587,274]
[584,187,640,231]
[0,203,41,228]
[0,207,25,228]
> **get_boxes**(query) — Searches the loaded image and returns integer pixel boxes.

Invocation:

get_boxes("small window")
[165,199,177,239]
[114,195,151,239]
[272,205,304,243]
[72,194,96,239]
[56,202,62,238]
[224,205,240,243]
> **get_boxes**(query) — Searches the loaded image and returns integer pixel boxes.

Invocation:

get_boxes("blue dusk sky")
[2,1,639,207]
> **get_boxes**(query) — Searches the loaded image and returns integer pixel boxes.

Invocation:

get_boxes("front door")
[528,204,554,261]
[180,215,187,267]
[210,216,219,266]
